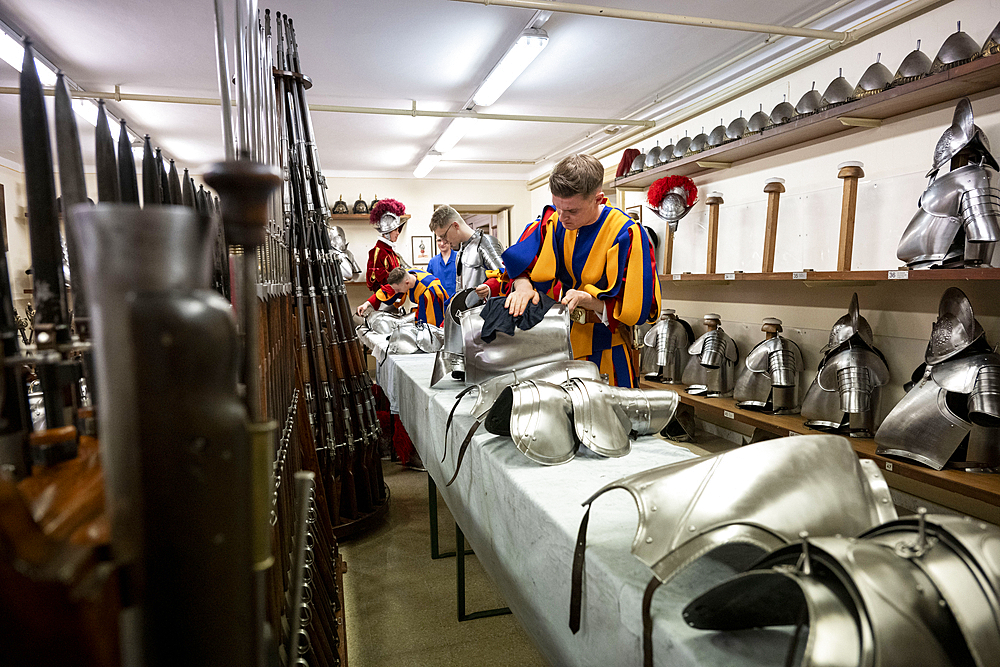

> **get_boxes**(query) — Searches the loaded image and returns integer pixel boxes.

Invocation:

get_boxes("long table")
[385,353,792,667]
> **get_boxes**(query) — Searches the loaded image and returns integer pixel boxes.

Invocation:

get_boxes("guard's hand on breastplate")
[474,283,492,300]
[505,277,539,317]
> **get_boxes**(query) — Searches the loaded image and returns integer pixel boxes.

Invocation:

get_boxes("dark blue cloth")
[427,250,456,298]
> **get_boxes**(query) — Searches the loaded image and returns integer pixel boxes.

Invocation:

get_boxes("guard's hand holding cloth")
[505,276,539,317]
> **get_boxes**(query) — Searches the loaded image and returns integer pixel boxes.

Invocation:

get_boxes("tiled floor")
[340,460,550,667]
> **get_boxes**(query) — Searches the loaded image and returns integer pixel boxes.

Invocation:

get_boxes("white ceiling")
[0,0,900,182]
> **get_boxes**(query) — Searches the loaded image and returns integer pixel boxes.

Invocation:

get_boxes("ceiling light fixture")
[414,151,442,178]
[433,117,474,153]
[472,28,548,107]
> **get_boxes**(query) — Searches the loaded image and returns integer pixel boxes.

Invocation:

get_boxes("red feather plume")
[647,175,697,208]
[369,198,406,227]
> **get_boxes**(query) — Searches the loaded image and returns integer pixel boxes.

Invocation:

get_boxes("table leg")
[429,474,471,559]
[456,522,511,622]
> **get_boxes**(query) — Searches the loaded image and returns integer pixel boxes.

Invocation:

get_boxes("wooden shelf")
[327,213,411,222]
[659,267,1000,285]
[616,53,1000,188]
[641,380,1000,507]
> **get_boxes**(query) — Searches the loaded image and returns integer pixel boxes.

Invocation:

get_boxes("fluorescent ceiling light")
[433,117,474,153]
[414,151,442,178]
[0,31,57,86]
[473,28,548,107]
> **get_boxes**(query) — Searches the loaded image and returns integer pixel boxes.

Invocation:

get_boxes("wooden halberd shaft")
[705,192,724,274]
[762,178,785,273]
[837,162,865,271]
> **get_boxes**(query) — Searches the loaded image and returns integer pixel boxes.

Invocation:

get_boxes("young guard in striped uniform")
[358,267,448,327]
[503,154,661,387]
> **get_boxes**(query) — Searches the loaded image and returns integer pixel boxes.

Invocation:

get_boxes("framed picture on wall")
[411,236,432,265]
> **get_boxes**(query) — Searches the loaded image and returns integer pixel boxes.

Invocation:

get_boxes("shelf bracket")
[838,117,882,127]
[696,160,732,169]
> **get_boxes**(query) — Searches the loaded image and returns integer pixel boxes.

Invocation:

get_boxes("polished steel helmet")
[930,23,980,73]
[369,198,407,235]
[629,151,646,173]
[644,145,662,168]
[689,130,709,153]
[821,71,855,106]
[352,193,368,214]
[892,41,933,85]
[747,107,770,133]
[332,194,349,215]
[854,55,893,97]
[925,286,986,365]
[646,175,698,229]
[672,136,692,158]
[657,141,674,164]
[328,224,349,252]
[726,113,748,140]
[769,100,796,126]
[795,84,824,115]
[928,97,999,176]
[708,121,728,147]
[821,292,875,353]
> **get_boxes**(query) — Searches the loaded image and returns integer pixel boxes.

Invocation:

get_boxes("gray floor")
[340,460,550,667]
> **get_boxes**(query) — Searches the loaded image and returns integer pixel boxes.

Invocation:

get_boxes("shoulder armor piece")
[469,359,600,421]
[485,380,577,465]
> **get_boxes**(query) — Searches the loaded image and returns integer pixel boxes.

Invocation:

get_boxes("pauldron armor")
[567,434,895,643]
[897,98,1000,269]
[482,378,679,466]
[876,287,1000,470]
[686,511,1000,667]
[430,288,482,386]
[456,230,504,292]
[734,318,803,414]
[386,321,443,355]
[682,314,739,397]
[641,308,692,384]
[802,293,889,437]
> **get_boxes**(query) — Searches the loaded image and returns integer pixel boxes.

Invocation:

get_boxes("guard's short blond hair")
[386,267,408,285]
[549,154,604,198]
[428,205,463,232]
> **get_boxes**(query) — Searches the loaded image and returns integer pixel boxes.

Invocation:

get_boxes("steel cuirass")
[735,318,803,414]
[567,434,896,643]
[386,321,444,355]
[641,308,692,384]
[461,300,572,386]
[897,98,1000,269]
[802,294,889,436]
[455,230,504,292]
[683,318,739,397]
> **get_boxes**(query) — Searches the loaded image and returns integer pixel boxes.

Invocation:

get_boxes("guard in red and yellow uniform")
[364,198,407,309]
[504,154,660,387]
[359,267,448,326]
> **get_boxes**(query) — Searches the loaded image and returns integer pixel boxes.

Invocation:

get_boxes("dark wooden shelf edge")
[641,380,1000,507]
[327,213,412,222]
[658,267,1000,284]
[616,53,1000,188]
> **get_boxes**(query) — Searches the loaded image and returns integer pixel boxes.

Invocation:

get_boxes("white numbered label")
[723,410,735,419]
[885,462,893,471]
[792,272,807,280]
[672,274,681,281]
[724,273,736,280]
[887,270,909,280]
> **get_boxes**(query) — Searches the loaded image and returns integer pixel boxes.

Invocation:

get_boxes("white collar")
[380,236,397,249]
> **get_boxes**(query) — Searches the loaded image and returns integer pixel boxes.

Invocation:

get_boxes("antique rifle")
[94,100,120,203]
[117,119,140,204]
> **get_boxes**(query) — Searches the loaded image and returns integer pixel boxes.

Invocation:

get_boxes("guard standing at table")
[503,154,661,387]
[365,198,408,306]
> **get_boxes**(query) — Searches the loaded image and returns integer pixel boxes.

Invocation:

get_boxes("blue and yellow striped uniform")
[503,204,661,387]
[367,268,448,326]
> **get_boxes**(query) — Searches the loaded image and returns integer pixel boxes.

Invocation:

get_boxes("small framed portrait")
[411,235,432,265]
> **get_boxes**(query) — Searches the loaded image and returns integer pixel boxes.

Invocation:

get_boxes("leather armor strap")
[445,417,484,487]
[569,503,592,634]
[642,577,664,667]
[443,385,477,463]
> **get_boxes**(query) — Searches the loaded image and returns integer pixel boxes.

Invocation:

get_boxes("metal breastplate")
[461,302,572,386]
[897,164,1000,269]
[332,248,361,282]
[456,231,504,292]
[683,328,738,396]
[684,535,966,667]
[862,514,1000,667]
[641,318,689,383]
[802,343,889,436]
[734,336,803,413]
[875,352,1000,470]
[579,434,894,585]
